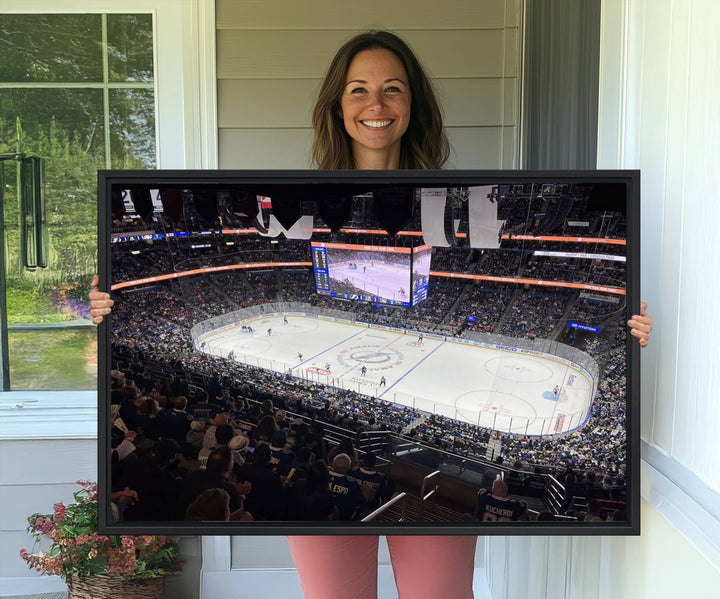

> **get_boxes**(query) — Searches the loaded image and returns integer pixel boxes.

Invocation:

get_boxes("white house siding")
[216,0,521,169]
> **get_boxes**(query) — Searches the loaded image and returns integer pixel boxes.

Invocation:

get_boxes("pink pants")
[287,535,476,599]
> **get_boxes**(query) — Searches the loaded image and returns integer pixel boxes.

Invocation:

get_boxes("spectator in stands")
[203,414,229,449]
[584,500,604,522]
[476,479,527,522]
[274,408,288,429]
[228,433,250,467]
[207,372,223,402]
[252,414,279,446]
[269,430,295,472]
[159,396,193,446]
[237,443,285,520]
[522,466,547,497]
[115,438,182,521]
[326,437,359,469]
[328,453,372,521]
[169,374,189,399]
[286,460,336,521]
[349,451,388,507]
[176,446,252,521]
[186,419,205,451]
[134,396,163,442]
[187,389,220,420]
[290,446,315,474]
[185,488,233,522]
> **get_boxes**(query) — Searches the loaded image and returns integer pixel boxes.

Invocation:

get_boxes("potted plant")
[20,480,182,599]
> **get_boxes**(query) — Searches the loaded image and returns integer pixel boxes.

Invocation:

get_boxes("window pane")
[0,14,103,82]
[1,12,156,391]
[1,88,104,283]
[8,329,97,390]
[0,88,106,160]
[110,88,157,169]
[1,89,103,390]
[107,14,155,82]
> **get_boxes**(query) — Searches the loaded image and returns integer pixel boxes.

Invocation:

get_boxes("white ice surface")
[329,262,409,302]
[198,315,593,436]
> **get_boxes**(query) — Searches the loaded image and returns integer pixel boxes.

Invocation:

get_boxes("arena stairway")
[372,484,475,523]
[492,287,522,334]
[549,292,580,339]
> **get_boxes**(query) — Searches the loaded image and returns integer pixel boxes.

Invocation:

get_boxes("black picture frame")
[97,169,640,536]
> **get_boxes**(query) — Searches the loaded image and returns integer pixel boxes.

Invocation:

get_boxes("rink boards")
[196,314,595,436]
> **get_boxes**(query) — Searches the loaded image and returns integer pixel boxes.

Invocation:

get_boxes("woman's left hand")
[627,301,653,347]
[89,274,114,324]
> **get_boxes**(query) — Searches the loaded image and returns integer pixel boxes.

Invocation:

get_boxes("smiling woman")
[340,49,412,169]
[311,30,448,170]
[89,26,653,599]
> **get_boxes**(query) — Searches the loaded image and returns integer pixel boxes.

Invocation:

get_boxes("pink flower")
[107,548,137,576]
[53,502,66,522]
[138,535,156,547]
[19,549,29,562]
[34,518,54,534]
[121,537,135,550]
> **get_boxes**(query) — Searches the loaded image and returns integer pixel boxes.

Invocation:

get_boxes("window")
[0,13,156,390]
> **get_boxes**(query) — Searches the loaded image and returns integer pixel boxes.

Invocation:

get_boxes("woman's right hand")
[89,274,114,324]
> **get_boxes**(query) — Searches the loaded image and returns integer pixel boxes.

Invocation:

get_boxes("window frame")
[0,0,217,392]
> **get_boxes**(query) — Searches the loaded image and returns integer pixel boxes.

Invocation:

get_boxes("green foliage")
[1,109,101,315]
[20,482,183,582]
[8,328,97,390]
[5,285,59,324]
[1,13,155,332]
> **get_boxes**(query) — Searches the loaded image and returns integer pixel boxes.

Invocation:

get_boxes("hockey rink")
[197,315,594,436]
[329,262,409,302]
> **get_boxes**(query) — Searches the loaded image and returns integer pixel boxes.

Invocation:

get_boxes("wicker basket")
[67,575,165,599]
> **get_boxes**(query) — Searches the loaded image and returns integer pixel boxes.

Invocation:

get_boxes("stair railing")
[419,470,441,518]
[361,492,407,522]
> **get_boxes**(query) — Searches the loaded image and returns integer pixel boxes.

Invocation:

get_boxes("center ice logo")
[336,345,404,371]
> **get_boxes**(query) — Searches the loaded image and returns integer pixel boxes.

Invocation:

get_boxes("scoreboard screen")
[311,242,429,307]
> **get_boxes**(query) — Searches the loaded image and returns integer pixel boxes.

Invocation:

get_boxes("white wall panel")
[439,79,510,127]
[0,440,96,485]
[217,29,510,80]
[230,536,300,570]
[446,127,505,169]
[218,79,319,128]
[600,0,720,488]
[218,78,515,130]
[217,0,510,30]
[636,0,676,453]
[219,128,313,169]
[671,0,720,482]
